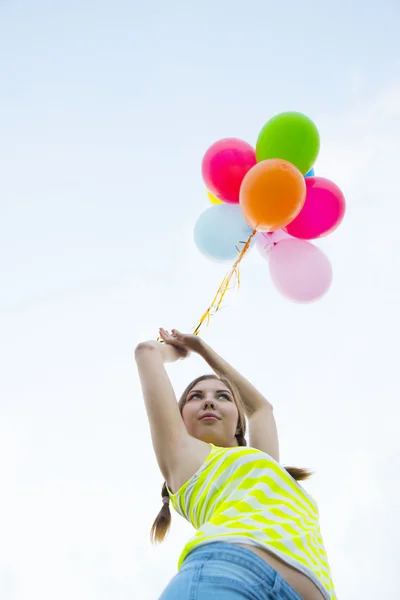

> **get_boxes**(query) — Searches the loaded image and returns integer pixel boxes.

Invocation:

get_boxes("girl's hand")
[159,328,204,355]
[158,328,192,362]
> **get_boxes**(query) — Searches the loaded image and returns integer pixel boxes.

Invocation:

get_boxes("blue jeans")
[159,542,303,599]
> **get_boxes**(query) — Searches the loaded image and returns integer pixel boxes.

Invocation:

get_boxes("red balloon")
[202,138,256,204]
[285,177,345,239]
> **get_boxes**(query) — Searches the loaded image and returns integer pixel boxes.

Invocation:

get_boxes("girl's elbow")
[134,341,159,360]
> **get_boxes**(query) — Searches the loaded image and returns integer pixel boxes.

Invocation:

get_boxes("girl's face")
[181,378,239,447]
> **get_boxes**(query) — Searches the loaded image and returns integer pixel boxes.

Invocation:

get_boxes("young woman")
[135,328,337,600]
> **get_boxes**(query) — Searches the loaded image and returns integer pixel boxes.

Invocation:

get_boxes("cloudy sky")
[0,1,399,598]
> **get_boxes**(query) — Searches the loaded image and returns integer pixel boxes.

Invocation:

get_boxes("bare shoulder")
[166,436,212,494]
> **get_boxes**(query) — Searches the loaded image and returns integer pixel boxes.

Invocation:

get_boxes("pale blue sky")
[0,1,399,599]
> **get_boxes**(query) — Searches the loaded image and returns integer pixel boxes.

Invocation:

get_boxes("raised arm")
[159,329,279,461]
[160,329,272,416]
[134,339,190,481]
[197,340,273,416]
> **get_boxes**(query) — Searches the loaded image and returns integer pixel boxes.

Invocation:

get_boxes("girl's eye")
[188,393,231,401]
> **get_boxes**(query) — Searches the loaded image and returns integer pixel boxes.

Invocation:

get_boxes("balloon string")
[192,229,257,336]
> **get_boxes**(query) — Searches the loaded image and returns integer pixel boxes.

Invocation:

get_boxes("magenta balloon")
[269,238,332,303]
[202,138,256,204]
[285,177,345,239]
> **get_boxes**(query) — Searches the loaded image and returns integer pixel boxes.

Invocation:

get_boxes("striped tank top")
[166,443,336,600]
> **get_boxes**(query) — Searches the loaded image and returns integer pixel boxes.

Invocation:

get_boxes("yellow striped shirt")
[166,443,336,600]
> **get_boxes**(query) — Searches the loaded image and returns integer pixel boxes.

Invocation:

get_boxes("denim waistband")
[182,542,291,593]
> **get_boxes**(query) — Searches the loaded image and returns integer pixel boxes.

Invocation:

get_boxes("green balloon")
[256,112,320,175]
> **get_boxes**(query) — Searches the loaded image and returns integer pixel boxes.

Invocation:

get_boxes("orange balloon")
[239,159,306,232]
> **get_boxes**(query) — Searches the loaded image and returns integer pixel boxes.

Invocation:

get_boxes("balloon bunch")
[192,112,345,335]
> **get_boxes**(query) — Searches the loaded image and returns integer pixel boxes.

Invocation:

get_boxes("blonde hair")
[150,374,312,544]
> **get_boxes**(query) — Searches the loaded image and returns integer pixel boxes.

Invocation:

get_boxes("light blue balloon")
[305,167,315,178]
[194,204,253,262]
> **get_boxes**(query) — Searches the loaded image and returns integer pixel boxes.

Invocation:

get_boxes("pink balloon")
[256,230,292,261]
[269,238,332,303]
[202,138,256,204]
[285,177,345,239]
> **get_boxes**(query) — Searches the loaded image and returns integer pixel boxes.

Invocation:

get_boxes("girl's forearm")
[197,340,273,416]
[135,341,181,364]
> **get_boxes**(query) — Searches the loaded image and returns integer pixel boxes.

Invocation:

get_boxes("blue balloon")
[305,167,315,178]
[194,204,253,262]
